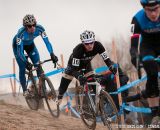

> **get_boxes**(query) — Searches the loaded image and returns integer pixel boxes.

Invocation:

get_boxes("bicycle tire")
[76,88,96,130]
[99,90,120,130]
[25,83,39,111]
[42,77,60,118]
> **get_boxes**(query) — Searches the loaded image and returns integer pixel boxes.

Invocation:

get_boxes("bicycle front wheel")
[42,77,60,118]
[99,90,120,129]
[25,83,39,110]
[76,87,96,130]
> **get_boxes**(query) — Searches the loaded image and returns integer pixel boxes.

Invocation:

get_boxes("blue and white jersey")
[131,9,160,45]
[13,24,53,62]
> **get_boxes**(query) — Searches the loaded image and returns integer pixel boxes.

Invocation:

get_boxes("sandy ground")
[0,94,113,130]
[0,93,154,130]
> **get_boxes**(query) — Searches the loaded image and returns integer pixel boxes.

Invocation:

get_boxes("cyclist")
[57,30,117,104]
[12,14,58,97]
[129,0,160,124]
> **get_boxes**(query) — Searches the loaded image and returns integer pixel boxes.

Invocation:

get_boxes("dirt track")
[0,100,85,130]
[0,99,113,130]
[0,94,153,130]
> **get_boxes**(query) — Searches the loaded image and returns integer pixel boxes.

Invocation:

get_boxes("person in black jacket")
[57,30,117,104]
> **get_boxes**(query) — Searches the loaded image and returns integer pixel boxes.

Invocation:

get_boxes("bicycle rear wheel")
[42,77,60,118]
[25,83,39,110]
[76,88,96,130]
[99,90,120,129]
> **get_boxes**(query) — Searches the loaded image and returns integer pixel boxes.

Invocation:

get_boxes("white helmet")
[80,30,95,43]
[23,14,37,26]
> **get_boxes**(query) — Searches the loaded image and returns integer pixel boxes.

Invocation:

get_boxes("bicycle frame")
[26,59,52,95]
[85,81,102,113]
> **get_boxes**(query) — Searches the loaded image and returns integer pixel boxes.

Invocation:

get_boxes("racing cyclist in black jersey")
[57,30,117,104]
[129,0,160,124]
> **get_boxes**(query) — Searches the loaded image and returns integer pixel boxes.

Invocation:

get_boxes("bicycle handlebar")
[27,59,61,72]
[78,69,103,84]
[38,59,52,65]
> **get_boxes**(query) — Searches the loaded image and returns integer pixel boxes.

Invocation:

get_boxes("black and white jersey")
[67,41,109,70]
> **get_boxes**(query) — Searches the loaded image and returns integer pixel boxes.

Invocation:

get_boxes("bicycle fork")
[86,92,96,114]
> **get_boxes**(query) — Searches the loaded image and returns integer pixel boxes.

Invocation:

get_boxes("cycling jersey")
[131,9,160,45]
[13,24,53,62]
[67,41,110,70]
[12,24,54,92]
[58,41,114,99]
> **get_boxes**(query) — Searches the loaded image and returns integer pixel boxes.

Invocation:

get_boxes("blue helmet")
[140,0,160,7]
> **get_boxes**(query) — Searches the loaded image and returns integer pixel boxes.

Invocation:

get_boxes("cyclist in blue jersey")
[12,14,58,97]
[57,30,117,104]
[130,0,160,124]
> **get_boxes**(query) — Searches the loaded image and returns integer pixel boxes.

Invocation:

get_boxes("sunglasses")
[84,42,94,45]
[145,6,160,12]
[27,24,36,28]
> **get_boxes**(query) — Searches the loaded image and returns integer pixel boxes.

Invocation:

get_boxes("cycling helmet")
[140,0,160,7]
[23,14,37,26]
[80,30,95,43]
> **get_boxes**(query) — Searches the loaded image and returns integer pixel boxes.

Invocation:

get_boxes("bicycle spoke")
[42,77,60,118]
[99,91,121,129]
[76,89,96,130]
[25,83,39,110]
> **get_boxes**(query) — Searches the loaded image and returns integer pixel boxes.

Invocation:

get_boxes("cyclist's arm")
[96,42,114,67]
[16,37,27,62]
[38,25,54,54]
[130,17,141,67]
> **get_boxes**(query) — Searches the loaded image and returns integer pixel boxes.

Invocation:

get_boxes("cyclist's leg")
[27,44,42,77]
[17,58,27,92]
[13,40,27,93]
[127,45,159,100]
[141,44,160,123]
[141,52,159,98]
[58,66,74,101]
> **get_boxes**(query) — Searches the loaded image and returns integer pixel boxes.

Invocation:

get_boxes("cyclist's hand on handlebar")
[78,75,87,86]
[109,63,117,75]
[50,53,58,68]
[50,53,58,63]
[26,62,32,71]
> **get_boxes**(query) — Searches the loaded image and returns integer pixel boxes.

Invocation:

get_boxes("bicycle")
[75,69,120,130]
[25,59,60,118]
